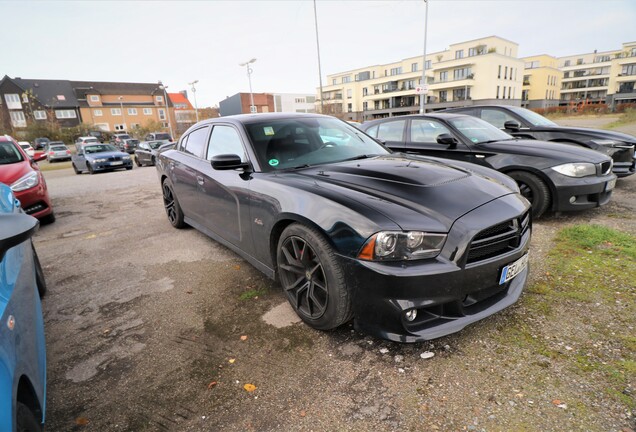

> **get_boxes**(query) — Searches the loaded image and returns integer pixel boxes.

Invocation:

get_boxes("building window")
[4,94,21,109]
[622,64,636,76]
[390,67,402,76]
[440,71,448,82]
[425,60,431,70]
[363,87,368,96]
[455,50,464,59]
[110,108,121,116]
[363,102,368,110]
[143,108,152,115]
[93,109,103,117]
[576,58,583,65]
[496,86,500,99]
[411,63,418,72]
[128,108,137,115]
[355,71,370,81]
[34,110,47,120]
[504,66,508,79]
[342,76,351,83]
[453,67,472,80]
[564,60,571,67]
[90,95,100,102]
[468,48,477,57]
[525,61,540,69]
[158,109,166,120]
[498,65,501,79]
[294,98,305,103]
[114,124,126,131]
[10,111,26,127]
[439,90,447,102]
[55,109,77,119]
[156,95,164,103]
[347,89,352,99]
[347,103,352,113]
[332,79,336,85]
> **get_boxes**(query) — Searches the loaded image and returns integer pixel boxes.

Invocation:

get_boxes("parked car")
[0,183,47,432]
[145,132,173,142]
[75,136,100,147]
[443,105,636,177]
[46,143,72,162]
[118,138,139,154]
[157,113,532,342]
[33,137,50,150]
[88,130,110,143]
[71,143,133,174]
[0,136,55,223]
[18,141,35,158]
[134,140,169,166]
[360,113,616,218]
[110,133,131,147]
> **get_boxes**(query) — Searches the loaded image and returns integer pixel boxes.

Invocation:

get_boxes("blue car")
[71,143,133,175]
[0,183,47,431]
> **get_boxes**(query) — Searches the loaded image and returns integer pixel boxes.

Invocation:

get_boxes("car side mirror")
[211,154,249,170]
[504,120,521,131]
[33,153,47,162]
[0,213,38,261]
[436,133,459,149]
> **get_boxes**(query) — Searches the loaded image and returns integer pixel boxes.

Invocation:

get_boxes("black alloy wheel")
[277,224,352,330]
[508,171,550,218]
[16,402,42,432]
[135,156,142,167]
[87,163,95,175]
[72,163,81,175]
[162,180,185,228]
[151,156,156,166]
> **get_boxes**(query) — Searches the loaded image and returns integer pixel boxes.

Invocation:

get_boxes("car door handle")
[196,176,205,185]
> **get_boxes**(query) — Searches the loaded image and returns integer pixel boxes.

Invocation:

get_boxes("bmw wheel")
[87,163,95,175]
[508,171,550,218]
[277,224,352,330]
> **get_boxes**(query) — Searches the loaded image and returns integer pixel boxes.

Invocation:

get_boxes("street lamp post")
[158,81,175,139]
[239,58,257,113]
[188,80,199,122]
[118,96,126,132]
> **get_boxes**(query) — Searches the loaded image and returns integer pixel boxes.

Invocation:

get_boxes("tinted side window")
[410,119,452,143]
[206,125,246,161]
[376,120,406,141]
[365,125,379,138]
[182,126,209,158]
[480,109,517,129]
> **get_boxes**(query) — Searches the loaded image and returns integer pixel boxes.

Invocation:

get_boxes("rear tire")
[277,224,352,330]
[16,401,42,432]
[162,180,186,228]
[508,171,550,218]
[151,156,156,166]
[72,163,81,175]
[135,156,142,167]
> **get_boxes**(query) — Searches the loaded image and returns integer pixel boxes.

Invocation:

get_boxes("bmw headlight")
[358,231,447,261]
[552,163,596,178]
[93,158,107,163]
[10,171,39,192]
[122,156,130,160]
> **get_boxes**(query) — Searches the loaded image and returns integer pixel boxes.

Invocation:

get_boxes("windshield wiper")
[339,154,377,162]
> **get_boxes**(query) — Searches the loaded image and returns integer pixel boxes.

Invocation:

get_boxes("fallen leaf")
[300,410,306,417]
[240,335,248,341]
[551,399,562,405]
[75,417,90,426]
[234,265,241,270]
[103,329,111,334]
[229,358,236,364]
[207,381,218,389]
[186,290,193,294]
[244,383,257,392]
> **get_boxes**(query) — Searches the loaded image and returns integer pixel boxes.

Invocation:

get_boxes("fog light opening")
[569,196,577,204]
[405,309,418,322]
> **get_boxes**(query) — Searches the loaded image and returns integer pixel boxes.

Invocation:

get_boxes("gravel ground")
[35,118,635,431]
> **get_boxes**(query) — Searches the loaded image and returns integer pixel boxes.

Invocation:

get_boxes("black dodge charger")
[443,105,635,177]
[360,113,616,218]
[156,113,531,342]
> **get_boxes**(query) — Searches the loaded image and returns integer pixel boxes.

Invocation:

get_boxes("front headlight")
[10,171,40,192]
[123,156,130,160]
[552,163,596,178]
[358,231,447,261]
[93,158,107,163]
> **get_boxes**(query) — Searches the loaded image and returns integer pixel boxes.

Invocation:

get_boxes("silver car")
[46,143,72,162]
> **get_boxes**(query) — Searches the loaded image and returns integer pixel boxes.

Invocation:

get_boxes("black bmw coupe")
[156,113,531,342]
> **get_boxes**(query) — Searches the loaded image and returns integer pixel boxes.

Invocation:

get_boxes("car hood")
[85,151,129,159]
[0,160,32,186]
[534,126,636,144]
[290,155,518,230]
[476,139,609,163]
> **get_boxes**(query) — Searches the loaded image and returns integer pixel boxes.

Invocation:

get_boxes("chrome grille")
[466,211,530,264]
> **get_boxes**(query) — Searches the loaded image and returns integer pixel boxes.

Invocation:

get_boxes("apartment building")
[168,91,196,134]
[520,55,561,109]
[558,41,636,108]
[318,36,524,121]
[272,93,316,113]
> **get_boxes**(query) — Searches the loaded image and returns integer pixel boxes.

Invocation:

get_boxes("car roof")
[362,112,467,125]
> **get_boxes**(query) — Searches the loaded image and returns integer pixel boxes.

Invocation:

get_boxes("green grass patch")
[238,288,267,300]
[605,108,636,129]
[38,161,72,172]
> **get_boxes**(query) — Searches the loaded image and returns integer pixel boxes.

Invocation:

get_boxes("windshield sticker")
[269,159,279,166]
[264,126,275,136]
[471,138,479,142]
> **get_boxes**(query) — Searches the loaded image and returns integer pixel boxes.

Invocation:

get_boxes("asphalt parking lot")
[36,146,635,431]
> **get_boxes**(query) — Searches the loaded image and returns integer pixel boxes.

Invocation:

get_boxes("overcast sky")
[2,0,635,108]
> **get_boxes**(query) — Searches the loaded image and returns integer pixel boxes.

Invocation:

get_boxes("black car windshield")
[447,116,514,144]
[0,142,24,164]
[154,133,171,140]
[148,141,165,149]
[245,117,389,171]
[84,144,118,153]
[508,106,557,127]
[50,146,67,151]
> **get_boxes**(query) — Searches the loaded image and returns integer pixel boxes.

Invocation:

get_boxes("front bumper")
[546,170,616,212]
[342,194,531,342]
[14,181,53,220]
[609,147,635,178]
[90,160,133,171]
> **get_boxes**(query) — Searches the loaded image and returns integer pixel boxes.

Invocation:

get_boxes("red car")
[0,135,55,223]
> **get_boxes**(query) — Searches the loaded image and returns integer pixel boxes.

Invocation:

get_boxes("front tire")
[87,163,95,175]
[508,170,550,218]
[162,180,186,228]
[135,156,142,167]
[277,224,352,330]
[72,163,81,175]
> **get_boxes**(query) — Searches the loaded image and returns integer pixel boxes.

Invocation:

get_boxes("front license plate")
[110,161,123,166]
[606,178,616,192]
[499,253,528,285]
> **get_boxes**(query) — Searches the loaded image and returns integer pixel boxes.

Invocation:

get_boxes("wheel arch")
[500,167,555,211]
[17,375,43,424]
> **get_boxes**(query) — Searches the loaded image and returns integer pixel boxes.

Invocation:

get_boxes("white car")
[18,141,35,157]
[75,136,100,146]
